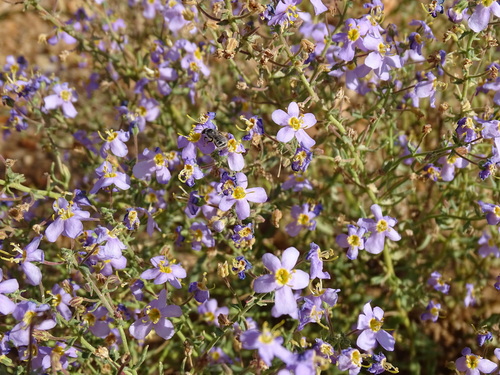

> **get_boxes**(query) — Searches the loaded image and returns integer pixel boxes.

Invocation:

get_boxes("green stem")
[0,178,71,199]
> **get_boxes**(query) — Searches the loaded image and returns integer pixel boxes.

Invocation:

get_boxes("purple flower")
[218,172,267,220]
[189,281,210,303]
[49,283,73,321]
[231,256,253,279]
[336,224,366,260]
[208,347,232,365]
[15,236,44,286]
[286,203,318,237]
[266,0,302,28]
[27,342,78,372]
[129,289,182,340]
[10,301,56,347]
[133,148,175,184]
[357,204,401,254]
[272,102,317,148]
[140,256,186,288]
[45,197,91,242]
[240,325,293,366]
[189,221,214,251]
[220,134,246,172]
[83,306,111,338]
[240,116,264,141]
[478,231,500,258]
[253,247,310,319]
[99,129,129,158]
[282,174,313,192]
[356,302,395,351]
[90,161,131,194]
[178,158,204,187]
[478,201,500,225]
[468,1,500,32]
[465,283,477,307]
[414,72,437,108]
[421,301,440,322]
[427,271,450,294]
[0,269,19,315]
[231,224,254,248]
[94,226,127,260]
[477,330,493,347]
[338,347,363,375]
[332,18,368,62]
[198,299,229,327]
[291,145,313,172]
[43,83,78,118]
[306,242,330,280]
[422,163,441,181]
[455,347,497,375]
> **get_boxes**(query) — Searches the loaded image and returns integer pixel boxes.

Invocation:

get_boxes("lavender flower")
[427,271,450,294]
[357,204,401,254]
[90,160,131,194]
[140,256,186,288]
[272,102,317,148]
[356,302,395,351]
[189,221,215,251]
[43,82,78,118]
[478,231,500,258]
[189,281,210,303]
[218,172,267,220]
[240,325,293,366]
[465,283,477,307]
[45,197,90,242]
[253,247,310,319]
[455,347,497,375]
[99,129,129,158]
[0,269,19,315]
[338,347,363,375]
[129,289,182,340]
[336,224,366,260]
[14,236,44,286]
[421,301,440,322]
[306,242,330,280]
[10,301,56,347]
[286,204,318,237]
[478,201,500,225]
[133,147,175,184]
[468,1,500,32]
[198,299,229,327]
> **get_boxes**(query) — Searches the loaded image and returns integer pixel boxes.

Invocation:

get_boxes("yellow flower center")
[179,164,194,183]
[211,351,221,361]
[52,294,62,307]
[159,260,172,274]
[466,354,480,369]
[204,311,215,322]
[128,210,138,223]
[84,313,96,326]
[145,193,158,204]
[258,330,274,344]
[447,155,458,164]
[294,151,307,163]
[483,0,494,6]
[148,307,161,324]
[58,207,74,220]
[189,61,200,72]
[351,349,362,366]
[154,153,165,166]
[347,234,361,247]
[60,90,72,102]
[298,213,310,226]
[191,229,203,242]
[369,317,383,332]
[348,27,360,42]
[106,131,118,142]
[288,116,303,131]
[238,227,252,237]
[430,307,439,317]
[376,219,388,233]
[136,106,147,117]
[494,206,500,217]
[227,138,240,153]
[275,268,292,286]
[232,186,246,200]
[23,311,37,326]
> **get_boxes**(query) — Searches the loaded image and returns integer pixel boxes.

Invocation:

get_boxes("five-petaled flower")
[272,102,317,148]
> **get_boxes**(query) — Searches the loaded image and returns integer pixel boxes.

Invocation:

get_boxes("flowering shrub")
[1,0,500,373]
